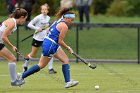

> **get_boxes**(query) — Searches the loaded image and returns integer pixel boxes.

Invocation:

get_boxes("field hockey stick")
[21,26,49,42]
[16,50,29,60]
[72,52,96,69]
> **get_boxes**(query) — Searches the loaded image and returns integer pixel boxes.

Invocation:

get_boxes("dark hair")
[13,8,28,19]
[55,8,74,20]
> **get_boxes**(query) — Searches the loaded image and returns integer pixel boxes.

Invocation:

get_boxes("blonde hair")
[41,3,49,9]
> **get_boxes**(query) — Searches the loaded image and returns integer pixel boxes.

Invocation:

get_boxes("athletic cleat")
[18,78,25,84]
[65,80,79,88]
[48,69,57,74]
[11,79,25,86]
[17,72,22,79]
[23,66,28,72]
[17,73,25,86]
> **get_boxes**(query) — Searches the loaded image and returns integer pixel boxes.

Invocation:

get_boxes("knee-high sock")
[48,58,53,70]
[62,64,70,82]
[22,64,40,79]
[8,63,17,82]
[23,54,31,67]
[23,59,30,67]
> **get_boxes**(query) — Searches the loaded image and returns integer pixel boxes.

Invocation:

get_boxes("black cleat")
[48,69,57,74]
[23,66,28,72]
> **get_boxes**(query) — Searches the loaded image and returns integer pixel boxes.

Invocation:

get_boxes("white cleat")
[17,72,25,87]
[65,80,79,88]
[17,72,22,79]
[11,79,25,87]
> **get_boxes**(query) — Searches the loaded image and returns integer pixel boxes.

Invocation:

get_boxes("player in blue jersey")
[19,8,79,88]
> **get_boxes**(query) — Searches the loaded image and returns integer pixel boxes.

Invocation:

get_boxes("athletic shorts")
[32,38,43,47]
[0,43,5,51]
[42,38,59,57]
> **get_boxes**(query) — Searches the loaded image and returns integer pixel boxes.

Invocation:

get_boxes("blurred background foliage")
[1,0,140,17]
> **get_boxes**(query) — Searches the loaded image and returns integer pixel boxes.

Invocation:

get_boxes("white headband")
[63,14,75,18]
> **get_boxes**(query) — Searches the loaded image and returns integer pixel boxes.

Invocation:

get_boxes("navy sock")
[22,64,40,79]
[62,64,70,82]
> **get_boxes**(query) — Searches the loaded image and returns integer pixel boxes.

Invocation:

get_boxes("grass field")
[0,61,140,93]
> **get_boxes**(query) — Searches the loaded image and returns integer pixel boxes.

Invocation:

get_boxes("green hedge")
[0,0,7,15]
[106,0,140,16]
[1,0,140,17]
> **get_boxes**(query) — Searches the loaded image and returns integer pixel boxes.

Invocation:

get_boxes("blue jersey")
[42,18,65,57]
[47,18,65,44]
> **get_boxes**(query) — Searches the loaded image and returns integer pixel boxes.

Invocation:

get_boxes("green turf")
[0,61,140,93]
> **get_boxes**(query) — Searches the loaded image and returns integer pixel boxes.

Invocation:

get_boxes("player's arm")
[28,16,41,31]
[1,19,17,51]
[57,22,73,53]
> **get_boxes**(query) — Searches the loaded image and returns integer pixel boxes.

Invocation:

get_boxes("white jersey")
[0,18,17,43]
[28,14,50,41]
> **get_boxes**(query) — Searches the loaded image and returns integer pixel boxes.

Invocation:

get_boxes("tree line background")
[0,0,140,17]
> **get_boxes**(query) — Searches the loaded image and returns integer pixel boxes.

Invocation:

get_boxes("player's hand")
[12,46,17,52]
[37,28,43,32]
[46,28,50,33]
[34,28,43,34]
[67,46,73,54]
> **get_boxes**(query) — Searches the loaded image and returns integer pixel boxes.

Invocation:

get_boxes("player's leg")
[54,48,79,88]
[20,39,56,85]
[48,57,57,74]
[23,46,39,72]
[21,56,51,79]
[0,47,24,86]
[23,39,43,72]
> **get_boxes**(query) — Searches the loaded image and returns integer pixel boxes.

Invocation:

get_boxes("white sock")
[23,59,30,67]
[48,58,53,70]
[23,54,31,67]
[8,63,17,82]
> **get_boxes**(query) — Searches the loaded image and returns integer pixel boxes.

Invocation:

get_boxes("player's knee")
[27,54,36,58]
[8,57,16,62]
[62,58,69,64]
[38,63,46,69]
[30,54,36,58]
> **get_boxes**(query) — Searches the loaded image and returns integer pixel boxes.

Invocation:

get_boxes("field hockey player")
[18,8,79,88]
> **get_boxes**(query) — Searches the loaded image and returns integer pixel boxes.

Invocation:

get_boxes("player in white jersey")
[0,8,28,86]
[23,3,57,74]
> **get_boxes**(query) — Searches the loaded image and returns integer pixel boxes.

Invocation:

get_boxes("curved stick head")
[89,65,96,69]
[88,63,96,69]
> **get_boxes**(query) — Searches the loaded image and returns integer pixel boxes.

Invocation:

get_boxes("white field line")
[0,74,9,77]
